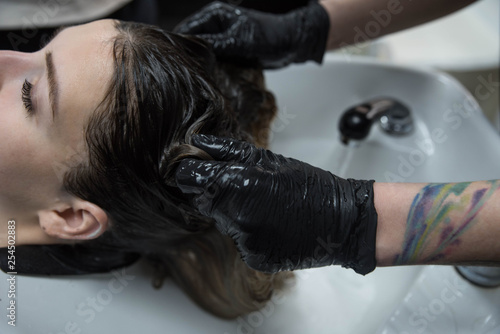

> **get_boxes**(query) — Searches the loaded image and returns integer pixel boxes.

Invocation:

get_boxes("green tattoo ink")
[394,181,500,265]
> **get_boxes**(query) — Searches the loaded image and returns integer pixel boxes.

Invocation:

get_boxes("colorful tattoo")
[394,181,500,265]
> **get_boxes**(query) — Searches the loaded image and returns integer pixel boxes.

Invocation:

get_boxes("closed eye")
[21,79,34,117]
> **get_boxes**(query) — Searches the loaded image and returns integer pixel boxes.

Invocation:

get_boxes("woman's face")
[0,20,116,226]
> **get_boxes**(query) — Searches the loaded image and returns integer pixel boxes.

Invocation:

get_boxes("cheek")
[0,106,59,209]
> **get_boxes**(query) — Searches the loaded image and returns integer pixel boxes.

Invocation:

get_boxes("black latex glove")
[175,134,378,275]
[174,1,330,69]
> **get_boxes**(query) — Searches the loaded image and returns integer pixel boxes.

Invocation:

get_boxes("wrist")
[373,183,421,266]
[344,178,378,275]
[326,176,377,275]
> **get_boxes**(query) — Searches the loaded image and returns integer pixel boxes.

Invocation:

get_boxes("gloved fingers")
[176,158,247,218]
[174,1,239,35]
[191,134,260,163]
[188,32,237,55]
[176,157,247,196]
[174,13,220,35]
[176,158,223,194]
[174,17,206,35]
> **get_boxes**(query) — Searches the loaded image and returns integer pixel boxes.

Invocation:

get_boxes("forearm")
[319,0,477,50]
[374,181,500,267]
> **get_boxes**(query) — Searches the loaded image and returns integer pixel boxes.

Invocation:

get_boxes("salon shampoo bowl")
[1,54,499,334]
[266,53,500,334]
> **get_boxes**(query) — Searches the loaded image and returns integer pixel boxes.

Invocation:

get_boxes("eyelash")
[21,79,34,116]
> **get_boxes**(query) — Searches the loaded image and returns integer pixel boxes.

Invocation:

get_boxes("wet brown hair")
[62,20,293,318]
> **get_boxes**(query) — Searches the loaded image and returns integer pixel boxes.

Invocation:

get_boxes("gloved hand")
[175,134,378,275]
[174,1,330,69]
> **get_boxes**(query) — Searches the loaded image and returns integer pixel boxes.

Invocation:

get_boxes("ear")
[38,199,109,241]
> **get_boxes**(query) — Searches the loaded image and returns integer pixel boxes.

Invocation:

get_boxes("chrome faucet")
[338,98,414,145]
[456,266,500,288]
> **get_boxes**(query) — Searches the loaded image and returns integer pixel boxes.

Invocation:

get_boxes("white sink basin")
[377,266,500,334]
[265,54,500,333]
[268,54,500,184]
[1,55,499,334]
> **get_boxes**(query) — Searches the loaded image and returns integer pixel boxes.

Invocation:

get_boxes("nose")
[0,50,32,88]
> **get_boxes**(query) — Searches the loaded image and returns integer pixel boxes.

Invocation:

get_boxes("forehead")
[52,19,117,74]
[51,20,117,109]
[47,19,117,134]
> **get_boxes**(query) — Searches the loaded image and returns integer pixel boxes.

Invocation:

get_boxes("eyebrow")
[45,51,59,122]
[43,26,69,122]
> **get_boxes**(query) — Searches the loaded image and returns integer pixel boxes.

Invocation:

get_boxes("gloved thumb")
[191,134,260,163]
